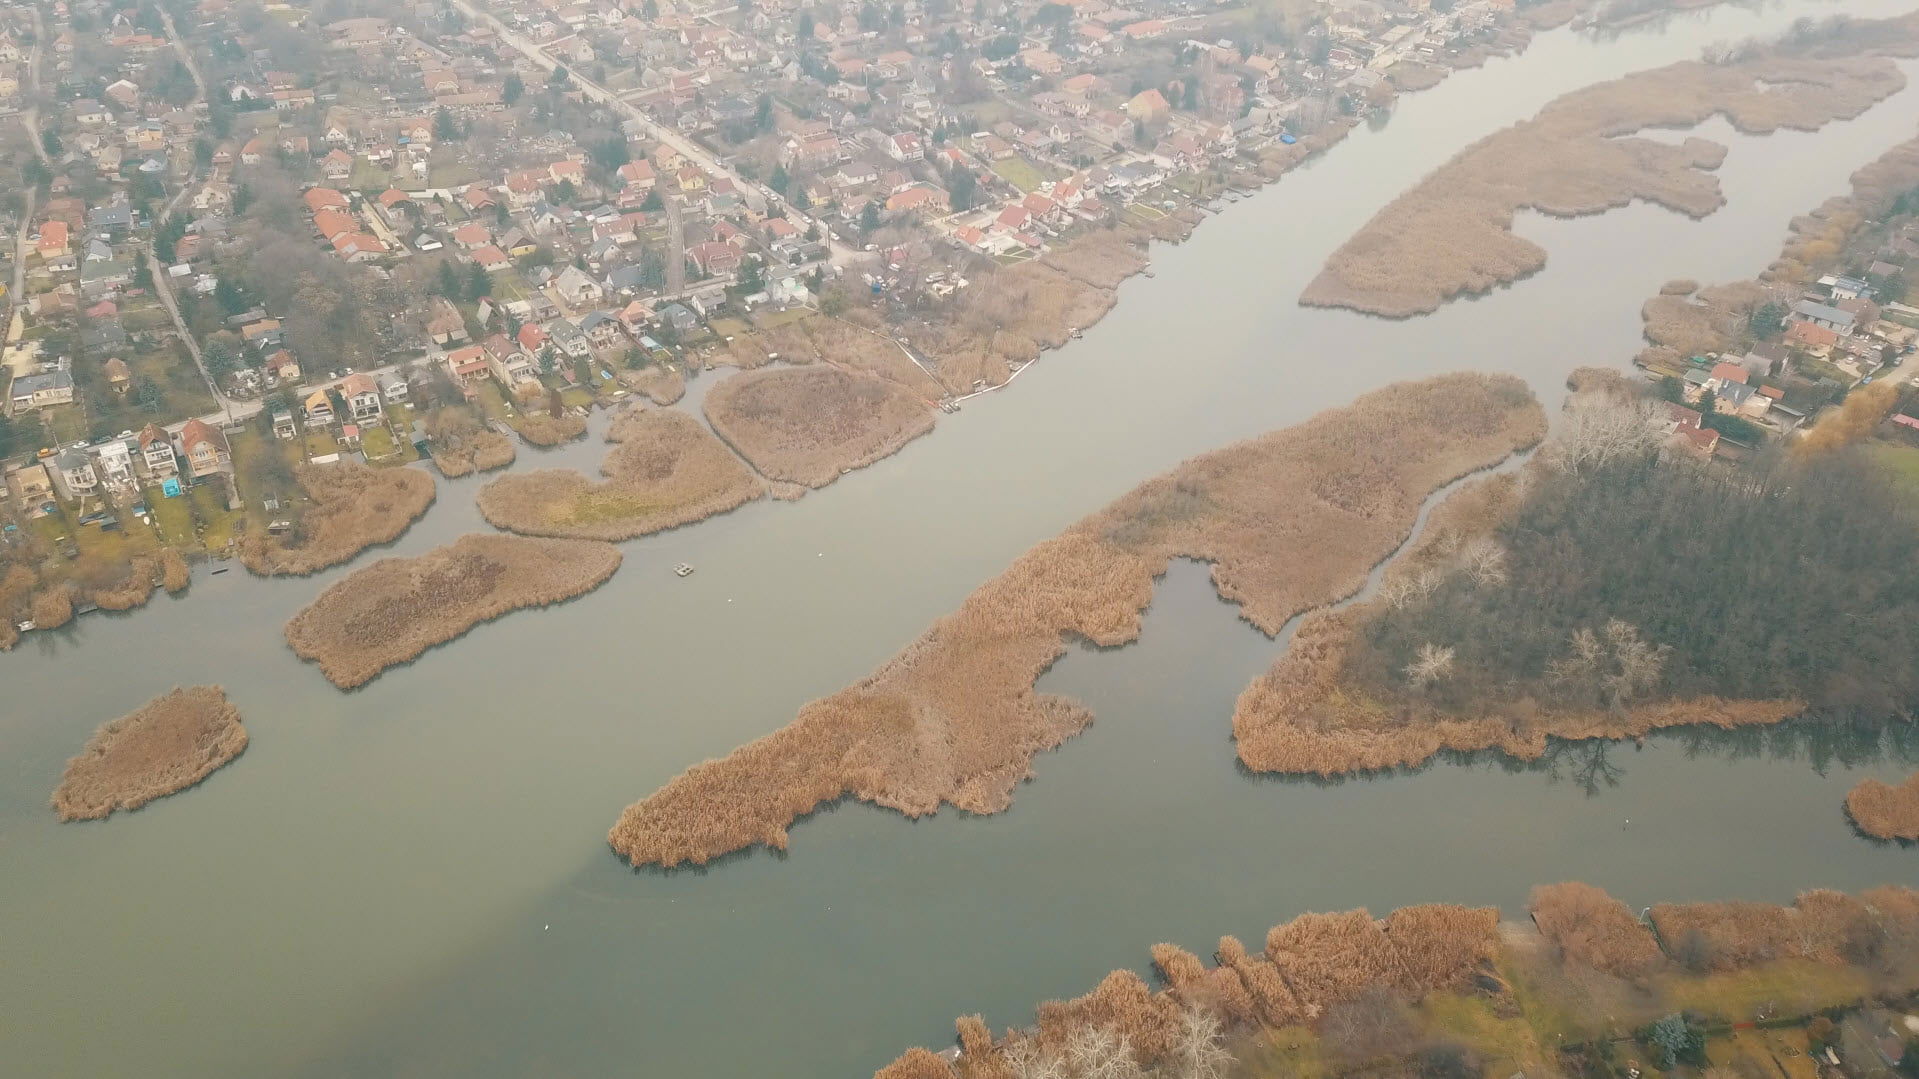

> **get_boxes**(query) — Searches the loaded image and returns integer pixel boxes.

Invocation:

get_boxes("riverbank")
[283,534,623,689]
[475,408,764,541]
[51,686,247,821]
[426,406,518,478]
[1301,12,1919,318]
[703,366,937,488]
[876,883,1919,1079]
[1637,123,1919,372]
[607,373,1545,868]
[237,462,437,576]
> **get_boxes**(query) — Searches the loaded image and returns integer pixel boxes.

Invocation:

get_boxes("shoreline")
[51,686,248,821]
[1300,12,1919,318]
[283,534,623,689]
[606,374,1546,869]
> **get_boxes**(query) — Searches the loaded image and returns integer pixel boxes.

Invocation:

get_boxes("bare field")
[1845,772,1919,840]
[238,463,436,576]
[1303,16,1919,317]
[51,687,247,821]
[607,374,1545,868]
[284,534,622,689]
[703,366,937,487]
[475,409,764,540]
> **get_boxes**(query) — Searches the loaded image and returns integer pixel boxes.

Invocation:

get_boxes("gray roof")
[12,370,74,395]
[1719,381,1756,407]
[1793,299,1856,327]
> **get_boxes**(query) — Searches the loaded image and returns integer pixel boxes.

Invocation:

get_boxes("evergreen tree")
[503,74,524,105]
[438,260,463,298]
[860,200,881,233]
[466,262,490,301]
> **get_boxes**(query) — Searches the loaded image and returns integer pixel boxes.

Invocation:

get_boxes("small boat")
[211,565,230,574]
[1070,328,1084,340]
[674,563,694,577]
[16,620,35,632]
[1142,269,1156,279]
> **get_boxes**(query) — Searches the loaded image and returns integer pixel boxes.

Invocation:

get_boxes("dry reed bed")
[879,883,1919,1078]
[1529,881,1669,977]
[51,686,247,820]
[0,542,192,650]
[1301,15,1919,317]
[607,374,1545,868]
[476,409,764,541]
[879,901,1502,1077]
[238,462,436,576]
[618,364,686,405]
[284,534,622,688]
[515,412,588,447]
[427,407,517,477]
[702,366,938,487]
[1845,772,1919,840]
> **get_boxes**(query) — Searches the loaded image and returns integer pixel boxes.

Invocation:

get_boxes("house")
[379,374,409,403]
[886,131,924,162]
[304,389,336,426]
[1792,299,1857,334]
[272,410,298,439]
[580,310,624,349]
[9,370,75,412]
[1706,362,1748,392]
[1787,321,1839,351]
[472,245,512,273]
[426,297,467,345]
[481,334,537,388]
[96,439,136,493]
[139,424,178,477]
[1126,89,1171,123]
[553,265,605,307]
[267,351,302,382]
[452,221,493,249]
[36,220,70,258]
[339,373,383,421]
[549,319,591,358]
[658,302,699,334]
[103,357,132,393]
[1822,274,1872,301]
[54,450,100,499]
[445,345,489,386]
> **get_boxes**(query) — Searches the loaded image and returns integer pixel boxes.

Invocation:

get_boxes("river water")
[7,4,1919,1075]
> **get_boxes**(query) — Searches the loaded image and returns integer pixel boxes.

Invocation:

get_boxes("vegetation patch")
[476,409,763,540]
[1845,771,1919,840]
[607,374,1544,868]
[703,366,938,487]
[426,406,517,478]
[51,687,247,821]
[284,534,622,689]
[1233,390,1918,778]
[1302,14,1919,317]
[873,884,1919,1079]
[237,462,436,576]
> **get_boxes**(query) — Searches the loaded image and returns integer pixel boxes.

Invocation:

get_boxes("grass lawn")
[146,485,196,546]
[752,307,814,330]
[560,385,594,409]
[1870,440,1919,496]
[1654,960,1870,1024]
[1238,1025,1329,1079]
[188,480,239,550]
[708,316,752,338]
[43,405,87,444]
[361,424,399,461]
[302,430,339,460]
[1419,992,1545,1074]
[990,155,1049,193]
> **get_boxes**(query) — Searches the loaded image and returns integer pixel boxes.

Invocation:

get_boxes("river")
[5,3,1919,1075]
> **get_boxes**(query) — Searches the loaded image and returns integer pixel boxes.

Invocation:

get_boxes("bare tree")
[1547,396,1669,475]
[1171,1006,1234,1079]
[1004,1037,1067,1079]
[1546,621,1668,710]
[1403,642,1456,690]
[1460,537,1508,586]
[1061,1026,1143,1079]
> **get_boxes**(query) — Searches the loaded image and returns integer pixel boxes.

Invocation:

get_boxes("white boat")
[674,563,694,577]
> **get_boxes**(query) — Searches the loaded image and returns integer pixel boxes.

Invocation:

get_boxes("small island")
[476,409,764,541]
[1300,14,1919,318]
[52,687,248,821]
[1845,772,1919,841]
[284,534,623,688]
[703,366,937,488]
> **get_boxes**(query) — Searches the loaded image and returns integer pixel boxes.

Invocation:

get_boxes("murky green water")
[5,4,1919,1075]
